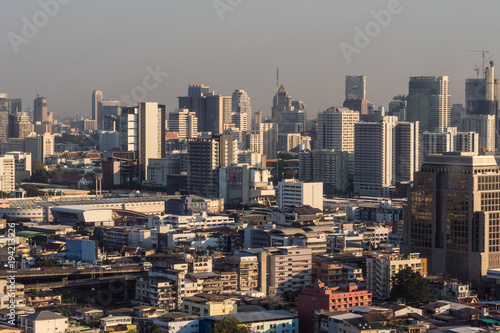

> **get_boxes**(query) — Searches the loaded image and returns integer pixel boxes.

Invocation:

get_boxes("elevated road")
[25,273,145,290]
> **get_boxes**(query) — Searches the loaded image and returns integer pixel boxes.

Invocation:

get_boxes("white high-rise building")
[139,102,166,181]
[420,130,454,158]
[252,123,278,159]
[317,107,359,172]
[120,106,139,152]
[455,131,479,154]
[232,90,251,131]
[354,116,398,197]
[168,108,198,139]
[461,114,495,152]
[0,155,15,193]
[393,121,420,182]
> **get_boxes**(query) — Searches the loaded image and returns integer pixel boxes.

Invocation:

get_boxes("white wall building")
[21,311,68,333]
[278,179,323,211]
[168,108,198,139]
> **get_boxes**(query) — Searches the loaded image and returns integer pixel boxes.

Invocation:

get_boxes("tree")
[55,308,72,317]
[211,317,250,333]
[150,324,160,333]
[282,290,295,303]
[390,266,430,303]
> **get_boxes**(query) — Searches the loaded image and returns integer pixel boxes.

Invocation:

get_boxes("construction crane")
[466,49,490,78]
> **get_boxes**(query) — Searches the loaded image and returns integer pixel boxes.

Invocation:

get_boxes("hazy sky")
[1,0,500,119]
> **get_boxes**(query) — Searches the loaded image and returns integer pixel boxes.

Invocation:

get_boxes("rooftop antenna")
[466,49,490,78]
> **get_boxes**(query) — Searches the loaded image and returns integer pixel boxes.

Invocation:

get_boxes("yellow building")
[183,293,238,316]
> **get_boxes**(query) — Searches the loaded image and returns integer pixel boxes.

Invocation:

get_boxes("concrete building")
[5,151,31,182]
[278,179,323,211]
[393,121,419,183]
[152,313,200,333]
[120,106,138,152]
[99,99,121,130]
[407,76,450,133]
[232,89,251,131]
[252,123,278,159]
[343,75,369,118]
[366,253,427,300]
[92,90,103,125]
[183,293,238,316]
[98,131,120,151]
[280,108,306,134]
[219,164,274,206]
[34,95,52,124]
[461,114,495,152]
[403,152,500,295]
[420,130,454,158]
[272,84,292,123]
[455,131,479,154]
[354,116,397,197]
[139,102,166,181]
[0,155,15,193]
[145,156,181,187]
[298,281,372,332]
[21,311,68,333]
[267,246,312,296]
[202,311,298,333]
[168,108,198,139]
[299,149,349,196]
[465,61,499,116]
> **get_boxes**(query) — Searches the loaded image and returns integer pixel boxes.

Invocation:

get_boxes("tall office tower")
[354,116,398,197]
[13,113,31,139]
[280,109,306,134]
[201,95,228,134]
[0,104,8,144]
[138,102,166,181]
[253,110,262,127]
[24,134,54,162]
[187,135,236,198]
[393,122,420,183]
[450,104,465,127]
[92,90,103,123]
[232,90,251,131]
[188,84,209,97]
[343,75,368,118]
[420,130,454,158]
[272,84,292,123]
[253,123,278,159]
[407,76,450,133]
[120,107,139,152]
[455,131,479,154]
[317,107,359,172]
[99,100,121,130]
[402,152,500,294]
[388,95,407,121]
[33,95,53,123]
[465,61,499,116]
[461,114,496,151]
[298,150,313,182]
[168,108,198,139]
[0,94,22,139]
[312,149,349,196]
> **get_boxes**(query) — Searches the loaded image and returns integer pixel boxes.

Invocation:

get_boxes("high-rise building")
[0,155,15,193]
[280,109,306,134]
[313,149,348,195]
[34,95,52,124]
[231,90,251,131]
[402,152,500,294]
[388,95,407,121]
[138,102,166,181]
[120,103,166,181]
[187,135,237,198]
[168,109,198,139]
[204,95,227,134]
[343,75,368,117]
[393,121,420,183]
[253,110,262,127]
[92,90,103,123]
[252,123,278,159]
[461,114,496,152]
[99,100,121,130]
[272,84,292,123]
[23,134,54,162]
[354,116,398,197]
[420,130,454,158]
[317,107,359,153]
[188,84,209,97]
[407,76,450,133]
[465,61,499,116]
[455,131,479,154]
[179,84,209,132]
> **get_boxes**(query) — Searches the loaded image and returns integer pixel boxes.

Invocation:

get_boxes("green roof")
[479,318,500,325]
[17,231,49,238]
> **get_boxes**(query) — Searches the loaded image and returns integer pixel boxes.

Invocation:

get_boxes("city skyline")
[1,0,500,118]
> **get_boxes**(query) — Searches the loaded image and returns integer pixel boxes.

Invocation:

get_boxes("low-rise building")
[153,313,200,333]
[21,311,68,333]
[201,310,298,333]
[183,293,238,316]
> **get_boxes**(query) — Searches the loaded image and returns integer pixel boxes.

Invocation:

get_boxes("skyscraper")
[168,108,198,139]
[465,61,499,116]
[354,116,397,197]
[403,152,500,294]
[120,102,166,181]
[34,95,51,123]
[232,90,251,132]
[252,123,278,159]
[99,99,121,131]
[92,90,103,123]
[407,76,450,133]
[461,114,496,152]
[272,84,292,123]
[343,75,368,118]
[393,121,419,183]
